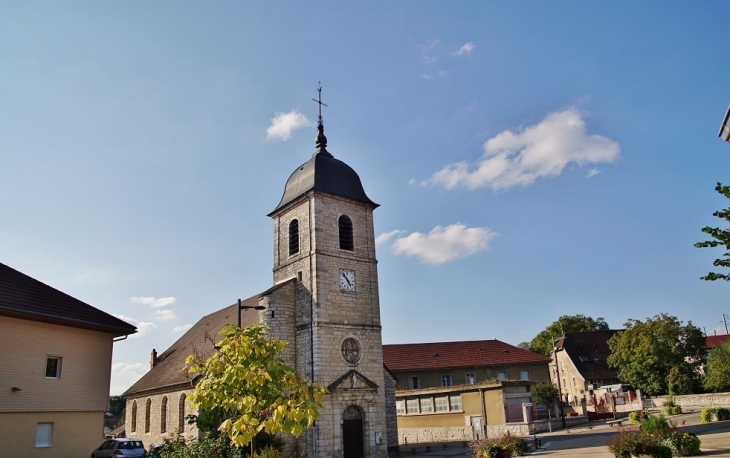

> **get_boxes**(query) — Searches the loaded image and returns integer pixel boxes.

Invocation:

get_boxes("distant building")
[383,340,551,441]
[705,334,730,350]
[552,330,620,406]
[0,262,136,458]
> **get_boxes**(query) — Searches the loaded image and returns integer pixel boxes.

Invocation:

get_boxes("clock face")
[339,269,356,291]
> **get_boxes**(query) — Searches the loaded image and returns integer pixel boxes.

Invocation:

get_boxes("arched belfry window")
[289,219,300,256]
[339,215,354,251]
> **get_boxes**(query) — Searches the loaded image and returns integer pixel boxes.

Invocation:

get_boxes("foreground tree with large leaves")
[529,314,610,357]
[185,323,325,448]
[704,340,730,392]
[607,313,705,395]
[695,182,730,281]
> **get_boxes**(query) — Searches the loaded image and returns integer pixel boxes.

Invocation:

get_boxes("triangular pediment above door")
[327,369,379,391]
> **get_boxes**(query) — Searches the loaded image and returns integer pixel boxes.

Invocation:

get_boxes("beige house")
[552,331,620,408]
[0,262,137,458]
[125,120,396,457]
[383,340,551,442]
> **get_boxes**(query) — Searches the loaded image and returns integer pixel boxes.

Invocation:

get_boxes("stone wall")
[384,368,399,450]
[398,426,473,445]
[651,393,730,408]
[126,389,199,446]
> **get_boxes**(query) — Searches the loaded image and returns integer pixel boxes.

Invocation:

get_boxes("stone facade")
[126,389,199,446]
[270,189,388,458]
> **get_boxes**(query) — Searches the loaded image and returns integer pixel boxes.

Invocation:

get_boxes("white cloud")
[586,168,601,178]
[427,108,620,191]
[130,296,176,308]
[113,314,157,338]
[375,230,406,245]
[152,309,176,321]
[388,223,497,265]
[453,42,476,57]
[172,324,193,333]
[265,110,313,141]
[110,362,149,396]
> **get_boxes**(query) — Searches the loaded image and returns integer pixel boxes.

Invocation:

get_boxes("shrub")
[662,399,682,416]
[717,407,730,421]
[253,445,286,458]
[607,429,642,458]
[662,431,701,456]
[700,407,717,423]
[472,434,529,457]
[640,415,673,436]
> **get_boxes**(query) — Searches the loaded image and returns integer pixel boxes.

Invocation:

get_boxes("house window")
[435,396,448,412]
[35,423,53,448]
[406,399,419,414]
[441,374,452,387]
[572,377,576,387]
[520,370,530,381]
[131,401,137,432]
[160,396,168,434]
[449,395,462,411]
[179,394,186,432]
[145,398,151,433]
[338,215,354,251]
[396,400,405,415]
[562,378,567,390]
[288,220,300,256]
[408,376,420,389]
[496,371,507,381]
[465,373,476,384]
[420,397,434,413]
[45,357,62,379]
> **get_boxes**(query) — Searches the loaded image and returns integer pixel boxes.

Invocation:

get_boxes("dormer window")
[339,215,353,251]
[289,219,300,256]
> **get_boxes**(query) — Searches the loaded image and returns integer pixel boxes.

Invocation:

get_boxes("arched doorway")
[342,405,364,458]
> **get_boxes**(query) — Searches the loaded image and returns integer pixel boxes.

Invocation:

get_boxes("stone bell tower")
[266,89,388,458]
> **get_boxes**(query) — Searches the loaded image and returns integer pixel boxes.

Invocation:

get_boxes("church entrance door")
[342,405,364,458]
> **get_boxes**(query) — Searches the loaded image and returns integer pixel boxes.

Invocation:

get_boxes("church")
[123,107,397,458]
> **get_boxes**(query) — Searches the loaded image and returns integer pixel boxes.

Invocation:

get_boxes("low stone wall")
[398,427,472,445]
[531,415,589,433]
[651,393,730,409]
[486,423,530,437]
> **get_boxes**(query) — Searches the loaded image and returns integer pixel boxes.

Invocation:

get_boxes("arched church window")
[179,393,186,432]
[145,398,151,433]
[339,215,354,251]
[289,219,300,256]
[131,400,137,432]
[161,396,168,433]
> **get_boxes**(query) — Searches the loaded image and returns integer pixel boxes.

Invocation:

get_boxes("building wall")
[125,389,200,447]
[383,369,399,450]
[0,315,113,413]
[393,363,550,390]
[0,411,104,458]
[553,351,586,403]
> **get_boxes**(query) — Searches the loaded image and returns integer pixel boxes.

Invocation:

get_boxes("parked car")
[148,443,164,458]
[91,438,147,458]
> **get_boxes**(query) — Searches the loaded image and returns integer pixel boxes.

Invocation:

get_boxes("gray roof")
[0,262,136,337]
[269,125,378,215]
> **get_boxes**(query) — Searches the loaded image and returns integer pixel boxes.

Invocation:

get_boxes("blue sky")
[2,2,730,395]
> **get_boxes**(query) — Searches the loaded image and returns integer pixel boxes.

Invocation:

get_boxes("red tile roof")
[0,262,136,337]
[706,334,730,349]
[382,340,550,372]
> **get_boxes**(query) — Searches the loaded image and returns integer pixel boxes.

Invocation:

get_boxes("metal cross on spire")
[312,82,328,125]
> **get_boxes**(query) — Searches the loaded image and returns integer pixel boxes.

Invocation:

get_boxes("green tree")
[607,313,706,395]
[704,340,730,392]
[695,182,730,281]
[529,315,609,356]
[108,395,126,416]
[185,323,325,448]
[531,381,559,421]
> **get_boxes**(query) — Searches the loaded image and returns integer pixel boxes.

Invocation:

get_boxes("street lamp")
[237,298,265,327]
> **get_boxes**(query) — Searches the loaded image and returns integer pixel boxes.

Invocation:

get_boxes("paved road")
[392,411,730,457]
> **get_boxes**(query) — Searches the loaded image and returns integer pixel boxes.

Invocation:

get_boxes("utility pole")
[723,313,728,335]
[552,337,567,429]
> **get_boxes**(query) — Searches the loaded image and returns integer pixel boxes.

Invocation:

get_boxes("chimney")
[150,349,158,369]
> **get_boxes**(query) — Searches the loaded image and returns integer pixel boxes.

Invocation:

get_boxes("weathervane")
[312,82,328,125]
